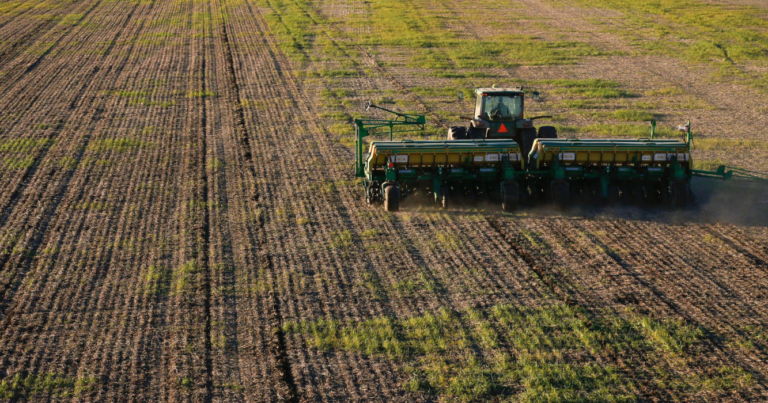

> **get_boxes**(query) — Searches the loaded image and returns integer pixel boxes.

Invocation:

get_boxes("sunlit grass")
[548,0,768,90]
[286,303,753,401]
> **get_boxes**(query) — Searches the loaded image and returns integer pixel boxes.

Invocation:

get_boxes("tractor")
[447,88,556,159]
[353,88,768,212]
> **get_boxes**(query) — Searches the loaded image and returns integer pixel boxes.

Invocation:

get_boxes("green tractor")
[353,89,768,212]
[447,88,556,159]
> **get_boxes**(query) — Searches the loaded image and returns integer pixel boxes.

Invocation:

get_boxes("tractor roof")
[475,88,524,95]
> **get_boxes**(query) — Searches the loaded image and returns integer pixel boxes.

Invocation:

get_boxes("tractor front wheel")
[384,184,400,212]
[502,183,519,212]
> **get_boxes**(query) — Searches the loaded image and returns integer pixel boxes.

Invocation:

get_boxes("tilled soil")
[1,0,767,401]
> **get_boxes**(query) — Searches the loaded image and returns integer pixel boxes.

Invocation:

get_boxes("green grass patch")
[207,158,223,170]
[0,138,55,153]
[361,229,381,238]
[555,123,677,139]
[645,86,683,96]
[407,37,605,69]
[693,159,727,171]
[554,99,609,109]
[611,109,654,122]
[186,90,216,98]
[434,231,460,250]
[693,138,768,151]
[257,0,608,70]
[72,201,110,211]
[548,0,768,90]
[328,123,353,136]
[701,367,754,392]
[109,90,147,98]
[321,88,353,99]
[260,0,319,62]
[296,217,313,225]
[359,270,386,300]
[128,98,175,107]
[143,265,172,296]
[3,155,36,170]
[173,260,199,294]
[429,70,497,79]
[330,230,353,249]
[392,279,418,297]
[87,138,154,153]
[320,111,349,122]
[286,303,751,401]
[542,79,634,99]
[0,373,98,399]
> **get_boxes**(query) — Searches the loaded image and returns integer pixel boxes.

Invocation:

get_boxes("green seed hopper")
[526,136,692,208]
[365,139,523,211]
[355,103,524,211]
[354,98,767,211]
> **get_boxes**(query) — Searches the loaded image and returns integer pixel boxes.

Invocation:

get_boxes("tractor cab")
[473,88,525,137]
[448,88,556,158]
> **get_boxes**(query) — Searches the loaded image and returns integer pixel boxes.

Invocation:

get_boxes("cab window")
[482,95,522,121]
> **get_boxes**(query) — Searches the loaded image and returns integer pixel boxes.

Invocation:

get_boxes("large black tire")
[538,126,558,139]
[467,126,484,139]
[502,182,519,212]
[384,185,400,212]
[551,180,570,209]
[670,181,689,209]
[447,126,467,140]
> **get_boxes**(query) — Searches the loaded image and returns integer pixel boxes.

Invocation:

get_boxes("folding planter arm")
[354,102,426,178]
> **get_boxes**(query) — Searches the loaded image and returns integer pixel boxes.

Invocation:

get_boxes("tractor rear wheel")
[447,126,467,140]
[384,185,400,212]
[538,126,558,139]
[671,181,689,209]
[502,183,519,212]
[467,126,484,139]
[551,180,570,209]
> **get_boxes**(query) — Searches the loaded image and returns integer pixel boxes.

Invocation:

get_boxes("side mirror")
[532,91,541,101]
[458,92,464,102]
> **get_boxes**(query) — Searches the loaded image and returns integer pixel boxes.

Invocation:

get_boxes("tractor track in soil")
[198,0,213,396]
[218,1,298,399]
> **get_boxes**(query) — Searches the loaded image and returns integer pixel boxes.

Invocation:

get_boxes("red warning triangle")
[498,123,508,133]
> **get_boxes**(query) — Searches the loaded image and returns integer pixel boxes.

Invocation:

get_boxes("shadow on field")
[395,177,768,227]
[689,177,768,226]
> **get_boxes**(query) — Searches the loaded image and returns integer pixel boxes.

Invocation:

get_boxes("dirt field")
[1,0,767,401]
